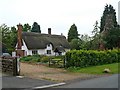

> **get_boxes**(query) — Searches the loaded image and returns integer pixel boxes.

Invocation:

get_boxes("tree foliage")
[100,4,117,33]
[0,24,17,54]
[31,22,41,33]
[23,23,31,32]
[69,39,81,50]
[79,34,91,50]
[90,21,101,50]
[68,24,79,42]
[103,27,120,49]
[79,21,101,50]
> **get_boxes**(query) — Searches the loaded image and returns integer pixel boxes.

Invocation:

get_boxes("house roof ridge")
[22,32,66,37]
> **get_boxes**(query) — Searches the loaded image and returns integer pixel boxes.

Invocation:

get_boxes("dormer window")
[47,50,51,54]
[48,44,50,47]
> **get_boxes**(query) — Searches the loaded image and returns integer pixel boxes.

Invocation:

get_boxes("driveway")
[20,62,103,82]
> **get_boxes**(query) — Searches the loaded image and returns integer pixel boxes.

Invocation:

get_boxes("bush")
[66,49,119,68]
[20,54,41,62]
[41,56,50,63]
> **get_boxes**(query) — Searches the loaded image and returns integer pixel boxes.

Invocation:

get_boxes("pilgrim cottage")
[16,24,70,57]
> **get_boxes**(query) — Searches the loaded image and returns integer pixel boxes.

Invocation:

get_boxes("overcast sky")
[0,0,119,37]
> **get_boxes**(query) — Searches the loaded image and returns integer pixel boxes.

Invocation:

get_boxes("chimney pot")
[48,28,51,35]
[17,24,22,30]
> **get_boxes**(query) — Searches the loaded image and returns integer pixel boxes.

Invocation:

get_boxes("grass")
[67,63,119,75]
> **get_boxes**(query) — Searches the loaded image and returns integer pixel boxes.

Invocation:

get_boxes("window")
[48,44,50,47]
[47,50,51,54]
[32,50,38,55]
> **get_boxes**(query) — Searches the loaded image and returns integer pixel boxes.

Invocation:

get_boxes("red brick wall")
[16,50,25,57]
[17,24,22,49]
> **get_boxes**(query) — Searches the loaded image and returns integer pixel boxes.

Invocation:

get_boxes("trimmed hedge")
[66,49,120,68]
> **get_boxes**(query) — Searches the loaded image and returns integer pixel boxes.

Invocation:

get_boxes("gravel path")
[20,62,110,82]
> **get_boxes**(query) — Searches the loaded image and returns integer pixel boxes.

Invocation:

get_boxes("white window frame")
[32,50,38,55]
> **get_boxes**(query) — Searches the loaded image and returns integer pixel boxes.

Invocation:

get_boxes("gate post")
[13,57,20,76]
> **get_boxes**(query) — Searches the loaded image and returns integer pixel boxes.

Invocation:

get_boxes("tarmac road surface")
[57,74,119,88]
[1,75,65,90]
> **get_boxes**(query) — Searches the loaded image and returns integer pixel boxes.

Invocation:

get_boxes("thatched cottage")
[16,24,70,57]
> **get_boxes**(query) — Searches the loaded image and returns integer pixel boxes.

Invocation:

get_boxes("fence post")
[49,58,51,67]
[17,57,20,75]
[63,56,66,68]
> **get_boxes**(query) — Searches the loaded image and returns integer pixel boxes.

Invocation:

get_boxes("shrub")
[41,56,50,63]
[66,49,119,68]
[20,54,41,62]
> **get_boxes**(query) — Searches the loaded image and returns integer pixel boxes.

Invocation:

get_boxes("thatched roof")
[54,46,65,52]
[22,32,70,50]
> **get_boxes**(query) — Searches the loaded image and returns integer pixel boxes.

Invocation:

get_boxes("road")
[0,73,119,89]
[0,72,65,90]
[57,74,119,88]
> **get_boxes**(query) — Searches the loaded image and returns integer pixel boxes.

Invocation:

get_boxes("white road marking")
[32,83,66,89]
[16,76,24,78]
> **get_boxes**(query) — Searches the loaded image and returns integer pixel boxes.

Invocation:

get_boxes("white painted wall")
[21,39,29,56]
[38,49,45,55]
[12,52,16,57]
[27,50,32,55]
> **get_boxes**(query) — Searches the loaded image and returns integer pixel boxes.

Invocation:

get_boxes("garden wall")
[0,57,20,76]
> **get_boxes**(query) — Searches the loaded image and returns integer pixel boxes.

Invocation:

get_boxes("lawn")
[67,63,119,75]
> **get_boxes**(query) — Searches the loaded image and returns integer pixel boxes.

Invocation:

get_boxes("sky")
[0,0,119,37]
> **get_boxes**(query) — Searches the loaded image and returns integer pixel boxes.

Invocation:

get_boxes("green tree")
[69,39,81,50]
[90,21,101,50]
[31,22,41,33]
[68,24,79,42]
[92,21,99,37]
[79,34,91,50]
[23,23,31,32]
[10,26,17,48]
[103,27,120,49]
[0,24,17,54]
[100,4,117,33]
[79,21,100,50]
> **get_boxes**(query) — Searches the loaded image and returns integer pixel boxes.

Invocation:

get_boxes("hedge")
[66,49,120,68]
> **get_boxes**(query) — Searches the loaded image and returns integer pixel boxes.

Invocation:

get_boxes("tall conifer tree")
[68,24,79,42]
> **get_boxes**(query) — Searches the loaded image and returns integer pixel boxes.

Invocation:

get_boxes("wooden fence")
[48,58,66,68]
[0,57,20,76]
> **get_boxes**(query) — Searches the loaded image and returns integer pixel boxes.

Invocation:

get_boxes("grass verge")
[67,63,119,75]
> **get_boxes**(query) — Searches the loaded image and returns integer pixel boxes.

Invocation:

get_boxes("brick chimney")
[48,28,51,35]
[17,24,22,49]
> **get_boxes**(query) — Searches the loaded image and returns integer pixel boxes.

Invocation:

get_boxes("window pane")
[47,50,51,54]
[32,50,38,55]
